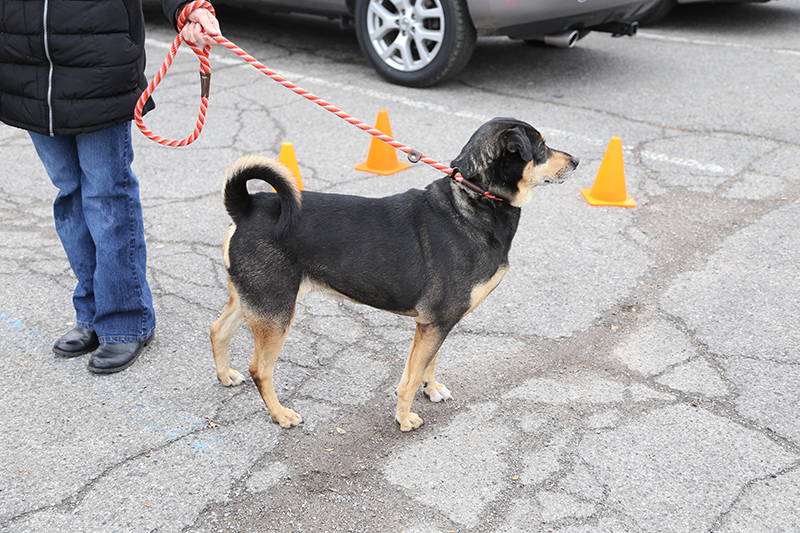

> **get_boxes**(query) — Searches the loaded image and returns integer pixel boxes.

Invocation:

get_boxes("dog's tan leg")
[249,317,302,428]
[396,322,446,431]
[422,353,452,403]
[210,283,247,387]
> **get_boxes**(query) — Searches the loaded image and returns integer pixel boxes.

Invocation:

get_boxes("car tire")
[354,0,477,88]
[636,0,676,25]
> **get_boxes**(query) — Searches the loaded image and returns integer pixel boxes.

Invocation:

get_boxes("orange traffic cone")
[355,110,411,175]
[581,137,635,208]
[279,142,304,190]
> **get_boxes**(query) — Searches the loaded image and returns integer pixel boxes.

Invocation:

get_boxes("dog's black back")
[225,173,517,327]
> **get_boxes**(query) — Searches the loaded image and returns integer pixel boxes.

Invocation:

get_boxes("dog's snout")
[570,155,580,169]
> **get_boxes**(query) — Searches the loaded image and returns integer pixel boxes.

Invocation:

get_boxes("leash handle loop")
[133,0,213,147]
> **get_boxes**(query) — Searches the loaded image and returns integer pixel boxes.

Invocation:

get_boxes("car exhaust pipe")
[542,30,580,48]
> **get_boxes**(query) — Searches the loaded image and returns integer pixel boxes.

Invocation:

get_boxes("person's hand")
[181,7,221,47]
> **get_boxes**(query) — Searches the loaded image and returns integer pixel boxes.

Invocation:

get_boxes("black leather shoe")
[87,333,154,374]
[53,327,99,357]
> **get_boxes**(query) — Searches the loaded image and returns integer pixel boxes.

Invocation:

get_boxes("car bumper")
[677,0,770,4]
[466,0,660,37]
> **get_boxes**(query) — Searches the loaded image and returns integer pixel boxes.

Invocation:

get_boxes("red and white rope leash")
[134,0,504,201]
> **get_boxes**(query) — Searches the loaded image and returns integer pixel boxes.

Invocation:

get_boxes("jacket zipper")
[42,0,55,136]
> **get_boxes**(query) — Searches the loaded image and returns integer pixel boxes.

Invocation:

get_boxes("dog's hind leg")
[248,315,302,428]
[210,282,247,387]
[396,322,448,431]
[422,353,452,403]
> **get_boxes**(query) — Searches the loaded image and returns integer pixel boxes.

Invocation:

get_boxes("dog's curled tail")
[223,155,301,240]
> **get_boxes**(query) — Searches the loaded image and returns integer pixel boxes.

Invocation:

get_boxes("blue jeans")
[29,122,155,343]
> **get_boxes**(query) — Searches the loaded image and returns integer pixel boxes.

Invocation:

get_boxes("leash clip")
[200,72,211,98]
[407,149,422,163]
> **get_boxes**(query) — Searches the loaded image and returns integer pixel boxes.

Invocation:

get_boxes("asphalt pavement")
[1,1,799,531]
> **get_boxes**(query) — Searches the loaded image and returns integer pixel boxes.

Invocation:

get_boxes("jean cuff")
[98,327,154,344]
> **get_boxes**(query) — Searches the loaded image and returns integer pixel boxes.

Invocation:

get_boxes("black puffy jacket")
[0,0,186,136]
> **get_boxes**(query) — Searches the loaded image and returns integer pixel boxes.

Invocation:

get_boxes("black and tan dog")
[210,117,578,431]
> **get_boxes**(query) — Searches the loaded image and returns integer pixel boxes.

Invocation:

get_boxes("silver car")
[247,0,660,87]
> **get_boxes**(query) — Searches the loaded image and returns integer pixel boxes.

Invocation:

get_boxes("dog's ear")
[502,127,533,162]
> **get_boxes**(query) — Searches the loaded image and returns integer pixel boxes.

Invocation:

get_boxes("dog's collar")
[450,168,506,202]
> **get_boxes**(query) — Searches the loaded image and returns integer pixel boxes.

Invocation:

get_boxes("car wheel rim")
[366,0,446,73]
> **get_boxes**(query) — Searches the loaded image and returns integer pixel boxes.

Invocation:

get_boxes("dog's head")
[450,118,579,207]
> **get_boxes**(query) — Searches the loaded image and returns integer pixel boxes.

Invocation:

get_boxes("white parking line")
[145,36,734,175]
[637,31,800,58]
[640,150,728,174]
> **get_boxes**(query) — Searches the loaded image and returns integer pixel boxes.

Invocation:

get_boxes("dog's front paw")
[423,381,452,403]
[272,408,303,428]
[396,411,423,432]
[219,368,246,387]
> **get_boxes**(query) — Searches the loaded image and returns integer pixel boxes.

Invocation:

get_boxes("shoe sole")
[87,334,154,374]
[53,343,99,358]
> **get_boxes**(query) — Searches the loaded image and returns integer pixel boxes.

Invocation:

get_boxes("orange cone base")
[581,188,636,208]
[354,160,410,176]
